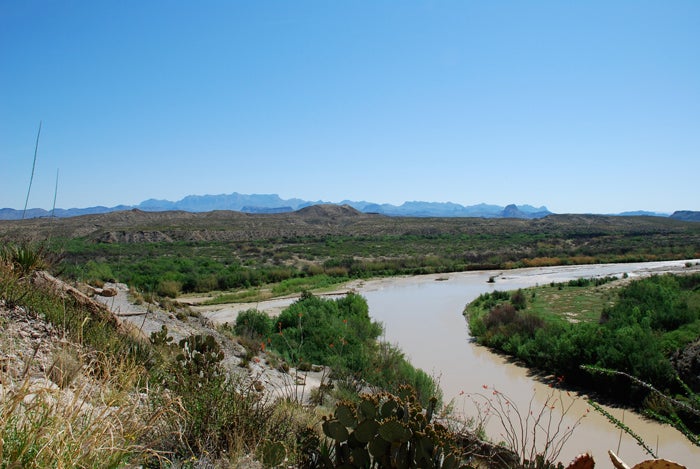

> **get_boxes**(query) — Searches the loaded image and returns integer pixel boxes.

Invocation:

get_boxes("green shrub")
[511,289,527,310]
[235,308,273,338]
[156,279,182,298]
[83,260,116,283]
[153,333,312,461]
[365,342,443,408]
[270,292,382,374]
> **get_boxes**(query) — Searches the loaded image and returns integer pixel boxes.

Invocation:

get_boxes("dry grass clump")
[0,351,178,468]
[0,245,177,467]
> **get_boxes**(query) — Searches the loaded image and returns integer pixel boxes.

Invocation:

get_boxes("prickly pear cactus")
[565,453,594,469]
[317,385,468,468]
[258,440,286,467]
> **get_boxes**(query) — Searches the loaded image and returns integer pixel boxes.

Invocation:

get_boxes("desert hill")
[1,205,698,249]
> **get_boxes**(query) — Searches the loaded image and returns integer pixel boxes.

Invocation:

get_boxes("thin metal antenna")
[22,121,42,220]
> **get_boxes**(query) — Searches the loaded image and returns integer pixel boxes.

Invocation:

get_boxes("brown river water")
[203,260,700,466]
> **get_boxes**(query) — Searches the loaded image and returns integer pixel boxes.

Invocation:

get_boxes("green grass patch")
[201,274,350,306]
[270,274,348,296]
[524,281,618,324]
[202,288,267,305]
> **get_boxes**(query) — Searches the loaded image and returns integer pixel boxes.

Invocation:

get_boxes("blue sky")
[2,1,698,214]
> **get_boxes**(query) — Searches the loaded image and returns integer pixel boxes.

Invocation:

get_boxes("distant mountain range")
[1,192,697,221]
[136,193,555,218]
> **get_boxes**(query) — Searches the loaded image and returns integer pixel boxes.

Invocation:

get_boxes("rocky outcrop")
[95,230,174,243]
[671,339,700,392]
[30,270,139,338]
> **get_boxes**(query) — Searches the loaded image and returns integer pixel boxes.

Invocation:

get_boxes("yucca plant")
[0,242,50,278]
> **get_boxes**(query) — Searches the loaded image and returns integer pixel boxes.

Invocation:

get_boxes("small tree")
[511,288,527,310]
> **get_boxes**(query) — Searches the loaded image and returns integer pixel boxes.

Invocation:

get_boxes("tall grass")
[0,354,174,468]
[1,243,174,466]
[21,121,42,221]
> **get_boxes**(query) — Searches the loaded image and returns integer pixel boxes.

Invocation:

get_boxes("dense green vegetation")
[234,292,441,406]
[269,292,381,372]
[50,224,700,299]
[466,274,700,432]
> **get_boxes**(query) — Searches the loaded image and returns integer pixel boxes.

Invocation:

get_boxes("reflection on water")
[359,260,700,466]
